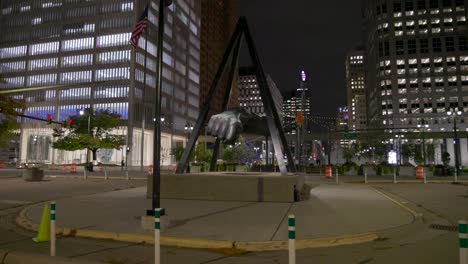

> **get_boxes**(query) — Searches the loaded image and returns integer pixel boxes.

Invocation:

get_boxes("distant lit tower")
[297,70,308,166]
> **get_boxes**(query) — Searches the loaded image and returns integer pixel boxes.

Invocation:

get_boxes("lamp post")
[184,122,193,172]
[395,134,404,165]
[148,0,173,217]
[254,147,259,163]
[447,107,462,177]
[417,119,429,165]
[79,109,91,171]
[184,122,193,141]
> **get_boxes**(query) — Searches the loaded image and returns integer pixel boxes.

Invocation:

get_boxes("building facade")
[345,48,367,131]
[363,0,468,166]
[0,0,201,166]
[238,66,283,116]
[200,0,239,122]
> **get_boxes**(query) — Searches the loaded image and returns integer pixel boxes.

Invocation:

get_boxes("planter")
[235,165,247,172]
[362,166,376,176]
[344,168,358,176]
[22,168,44,181]
[398,166,415,177]
[190,165,201,173]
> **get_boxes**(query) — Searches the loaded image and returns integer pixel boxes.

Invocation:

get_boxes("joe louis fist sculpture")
[207,108,268,145]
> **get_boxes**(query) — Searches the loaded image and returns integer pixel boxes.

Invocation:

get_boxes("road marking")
[370,187,419,218]
[0,200,32,205]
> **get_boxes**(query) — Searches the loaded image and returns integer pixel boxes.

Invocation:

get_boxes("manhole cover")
[429,224,458,232]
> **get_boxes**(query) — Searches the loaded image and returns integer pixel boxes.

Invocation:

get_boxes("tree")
[0,75,24,148]
[52,108,125,169]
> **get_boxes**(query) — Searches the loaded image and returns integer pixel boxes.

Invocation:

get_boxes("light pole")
[79,109,91,171]
[184,122,193,172]
[417,119,429,165]
[254,147,260,164]
[395,134,404,165]
[148,0,173,217]
[184,122,193,142]
[447,107,462,176]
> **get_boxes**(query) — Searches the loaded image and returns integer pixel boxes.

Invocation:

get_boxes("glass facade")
[0,0,201,166]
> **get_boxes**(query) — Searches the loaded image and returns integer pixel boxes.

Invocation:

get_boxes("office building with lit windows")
[345,48,367,131]
[238,66,283,116]
[0,0,201,166]
[363,0,468,165]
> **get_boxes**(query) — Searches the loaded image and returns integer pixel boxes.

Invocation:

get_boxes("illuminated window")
[62,37,94,51]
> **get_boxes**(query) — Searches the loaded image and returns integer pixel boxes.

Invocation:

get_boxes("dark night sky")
[239,1,363,117]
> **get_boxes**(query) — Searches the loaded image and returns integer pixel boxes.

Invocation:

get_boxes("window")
[458,16,467,26]
[0,61,26,73]
[62,54,93,67]
[430,0,439,8]
[408,39,417,54]
[98,50,131,64]
[432,38,442,52]
[29,42,59,56]
[445,37,455,51]
[0,46,27,59]
[28,74,57,86]
[417,0,426,9]
[96,33,131,48]
[460,36,468,51]
[95,67,130,81]
[420,39,429,53]
[30,58,58,70]
[60,71,92,83]
[62,37,94,51]
[396,40,405,55]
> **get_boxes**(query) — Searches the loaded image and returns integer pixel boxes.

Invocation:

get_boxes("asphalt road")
[0,176,466,263]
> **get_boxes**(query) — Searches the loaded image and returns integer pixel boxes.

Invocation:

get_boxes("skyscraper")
[0,0,201,166]
[363,0,468,165]
[345,48,367,131]
[238,66,283,116]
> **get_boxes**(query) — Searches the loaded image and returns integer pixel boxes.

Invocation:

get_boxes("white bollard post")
[154,208,161,264]
[393,171,397,184]
[84,168,87,180]
[364,172,368,184]
[423,169,427,184]
[288,214,296,264]
[459,220,467,264]
[50,201,56,257]
[104,166,108,180]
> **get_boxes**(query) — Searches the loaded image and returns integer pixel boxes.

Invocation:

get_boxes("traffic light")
[67,119,73,129]
[47,114,53,124]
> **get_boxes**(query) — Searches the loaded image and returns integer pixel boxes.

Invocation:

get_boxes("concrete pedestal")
[147,172,305,202]
[141,215,171,231]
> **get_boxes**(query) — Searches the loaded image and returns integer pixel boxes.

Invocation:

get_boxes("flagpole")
[140,26,148,172]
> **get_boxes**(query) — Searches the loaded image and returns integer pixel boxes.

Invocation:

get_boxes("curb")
[0,249,103,264]
[16,204,378,252]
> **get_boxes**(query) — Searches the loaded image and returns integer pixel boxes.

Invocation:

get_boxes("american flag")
[130,5,149,48]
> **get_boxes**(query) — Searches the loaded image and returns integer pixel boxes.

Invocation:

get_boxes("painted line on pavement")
[16,203,378,252]
[370,186,419,218]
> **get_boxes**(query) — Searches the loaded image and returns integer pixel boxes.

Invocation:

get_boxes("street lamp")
[417,119,430,165]
[79,109,91,171]
[395,134,404,165]
[447,107,462,176]
[148,0,173,217]
[184,122,194,141]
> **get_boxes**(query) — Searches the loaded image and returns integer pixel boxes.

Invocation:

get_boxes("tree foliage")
[0,75,24,148]
[52,108,125,160]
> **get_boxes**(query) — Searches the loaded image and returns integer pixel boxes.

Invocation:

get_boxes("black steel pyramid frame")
[176,17,296,175]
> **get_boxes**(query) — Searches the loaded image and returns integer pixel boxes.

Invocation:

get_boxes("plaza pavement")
[19,181,415,250]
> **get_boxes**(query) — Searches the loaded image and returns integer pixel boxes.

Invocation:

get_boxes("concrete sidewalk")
[19,183,414,250]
